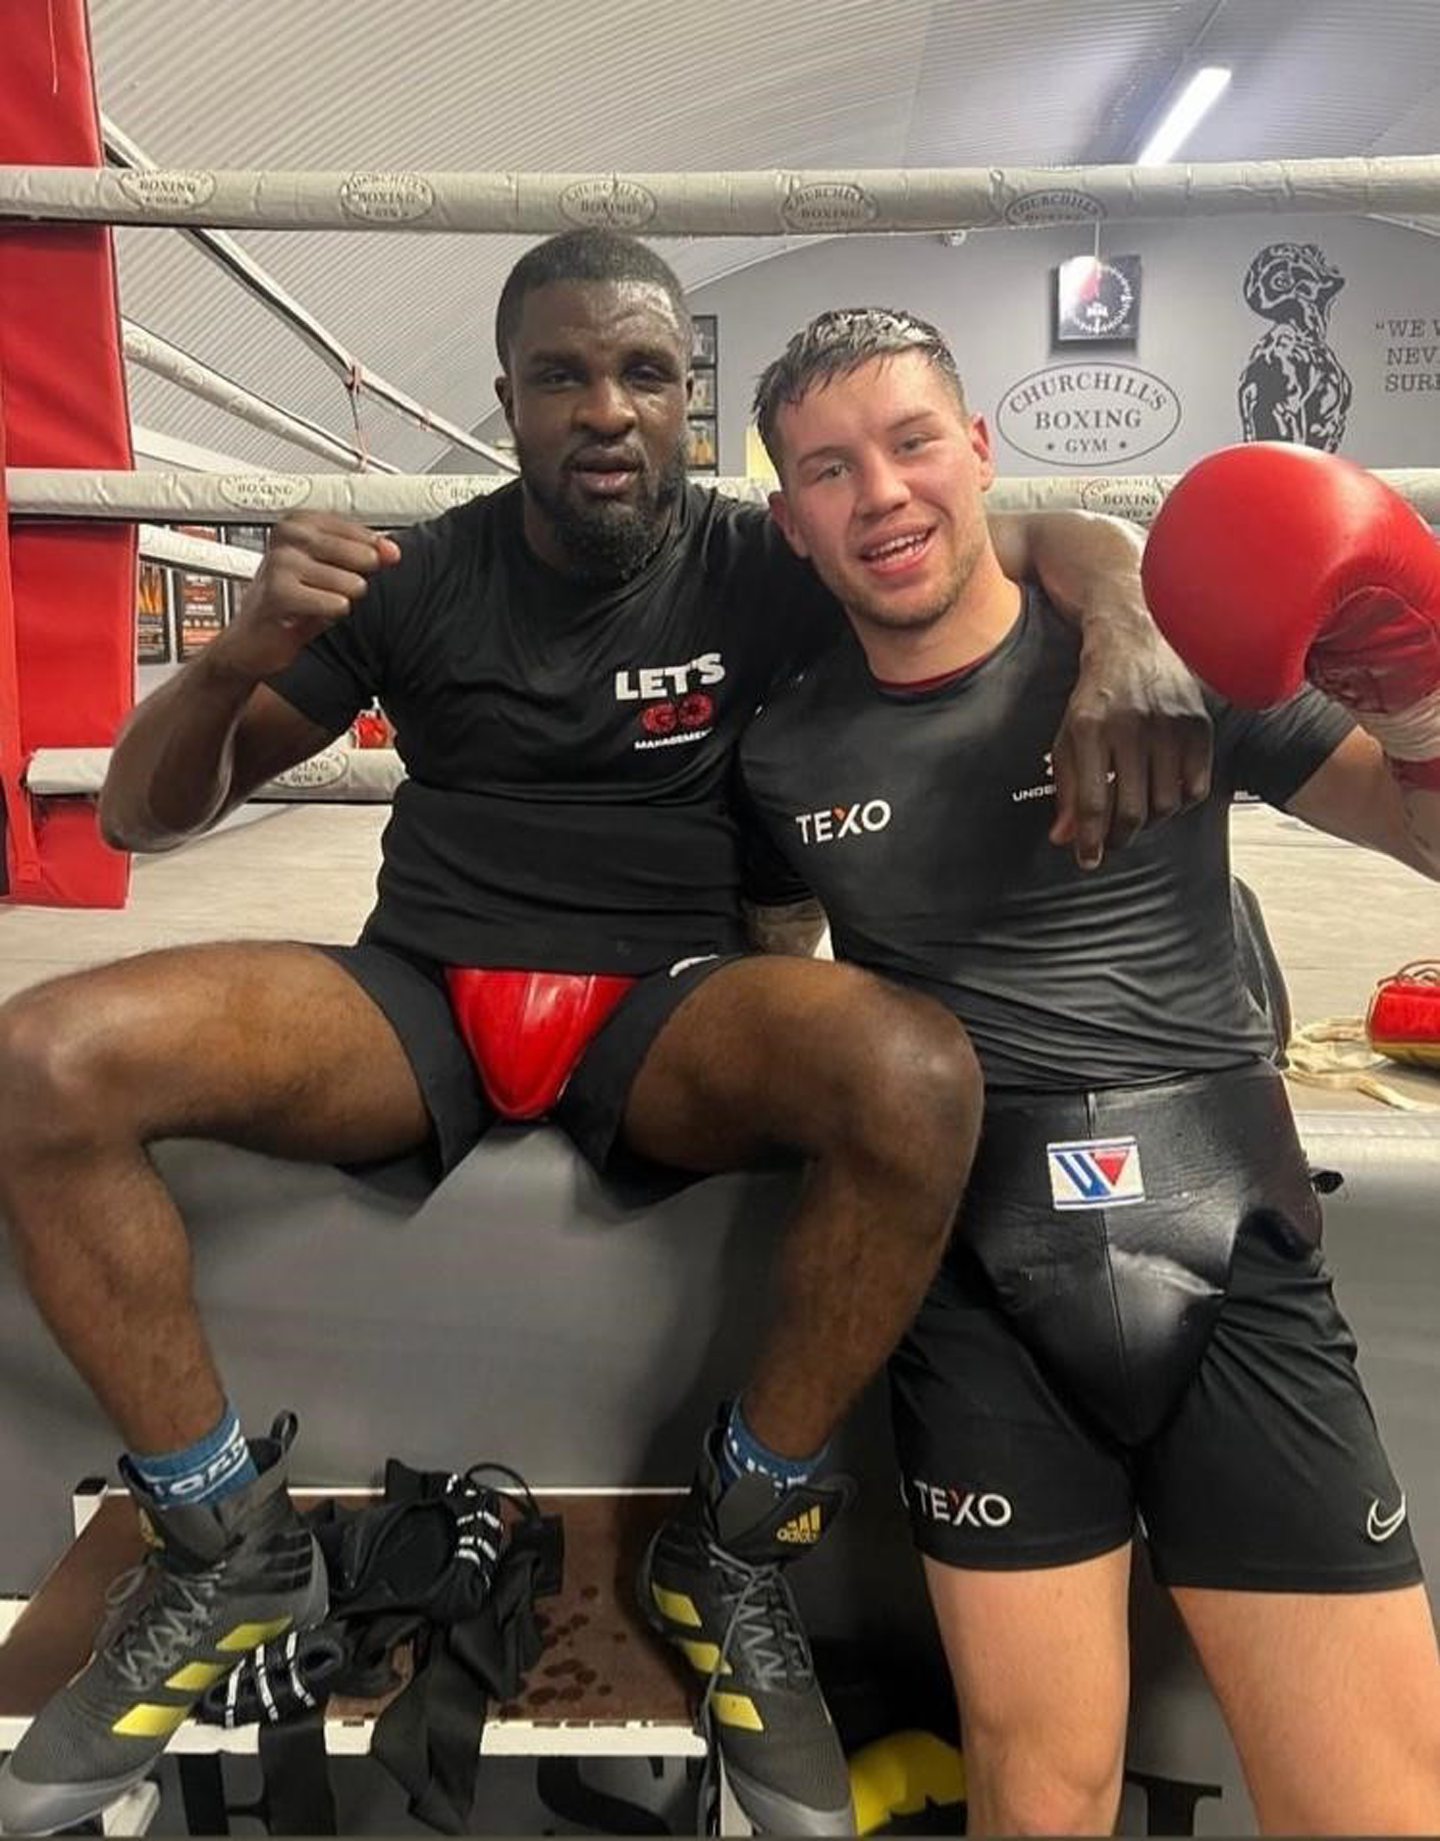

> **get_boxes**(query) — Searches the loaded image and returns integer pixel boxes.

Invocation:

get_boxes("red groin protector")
[445,969,638,1120]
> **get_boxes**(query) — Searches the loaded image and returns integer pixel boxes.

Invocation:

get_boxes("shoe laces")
[695,1538,814,1723]
[101,1554,226,1691]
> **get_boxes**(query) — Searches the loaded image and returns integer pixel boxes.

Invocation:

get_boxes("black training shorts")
[315,940,743,1180]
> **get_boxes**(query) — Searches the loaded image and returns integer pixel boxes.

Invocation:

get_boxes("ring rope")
[8,467,1439,528]
[2,155,1438,234]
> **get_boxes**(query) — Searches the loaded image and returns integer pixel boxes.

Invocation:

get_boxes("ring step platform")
[0,1488,702,1764]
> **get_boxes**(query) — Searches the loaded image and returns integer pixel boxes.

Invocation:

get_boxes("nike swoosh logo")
[1367,1495,1407,1542]
[669,955,719,978]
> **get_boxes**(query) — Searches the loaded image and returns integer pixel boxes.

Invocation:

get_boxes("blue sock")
[127,1403,258,1508]
[718,1398,827,1492]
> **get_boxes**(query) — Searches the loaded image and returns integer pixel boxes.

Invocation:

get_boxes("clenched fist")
[219,513,401,678]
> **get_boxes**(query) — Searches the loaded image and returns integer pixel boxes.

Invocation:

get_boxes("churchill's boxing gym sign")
[997,362,1181,466]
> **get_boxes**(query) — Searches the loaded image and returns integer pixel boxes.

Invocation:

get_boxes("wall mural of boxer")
[1237,241,1352,450]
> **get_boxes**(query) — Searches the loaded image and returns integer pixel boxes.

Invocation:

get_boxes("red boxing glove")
[1143,443,1440,789]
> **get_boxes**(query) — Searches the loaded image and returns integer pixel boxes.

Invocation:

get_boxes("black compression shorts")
[890,1066,1422,1593]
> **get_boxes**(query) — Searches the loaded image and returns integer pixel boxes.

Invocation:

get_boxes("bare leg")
[0,943,431,1452]
[925,1547,1133,1837]
[1174,1581,1440,1833]
[622,957,981,1456]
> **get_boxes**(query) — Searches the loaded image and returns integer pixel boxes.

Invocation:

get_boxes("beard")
[517,435,689,584]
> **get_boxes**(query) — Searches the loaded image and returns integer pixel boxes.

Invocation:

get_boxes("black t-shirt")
[739,591,1353,1090]
[268,482,837,971]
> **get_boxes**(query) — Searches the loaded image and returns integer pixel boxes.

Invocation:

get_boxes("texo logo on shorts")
[794,799,892,845]
[904,1477,1014,1528]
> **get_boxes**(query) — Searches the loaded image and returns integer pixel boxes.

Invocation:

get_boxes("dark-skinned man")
[0,233,1207,1836]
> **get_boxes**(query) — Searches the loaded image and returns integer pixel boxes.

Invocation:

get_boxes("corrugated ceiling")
[75,0,1440,474]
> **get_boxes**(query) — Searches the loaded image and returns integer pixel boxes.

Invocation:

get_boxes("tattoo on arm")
[743,898,829,957]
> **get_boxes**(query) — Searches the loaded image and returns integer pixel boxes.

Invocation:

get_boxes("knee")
[0,986,123,1156]
[965,1723,1125,1837]
[819,981,982,1191]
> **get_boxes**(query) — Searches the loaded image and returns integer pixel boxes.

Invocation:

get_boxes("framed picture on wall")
[136,560,172,664]
[1054,253,1142,345]
[175,525,229,658]
[692,315,718,367]
[225,526,267,613]
[689,369,716,414]
[686,417,718,472]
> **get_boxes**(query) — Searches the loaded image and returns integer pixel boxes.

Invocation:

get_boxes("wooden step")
[0,1490,704,1759]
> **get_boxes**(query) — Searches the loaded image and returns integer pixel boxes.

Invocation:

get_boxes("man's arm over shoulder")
[988,508,1146,627]
[992,509,1212,866]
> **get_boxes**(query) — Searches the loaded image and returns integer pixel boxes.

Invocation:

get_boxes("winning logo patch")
[1046,1136,1145,1210]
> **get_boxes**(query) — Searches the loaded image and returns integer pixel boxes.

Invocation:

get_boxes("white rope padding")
[101,120,518,475]
[8,468,520,523]
[26,744,405,803]
[2,157,1439,234]
[138,524,261,580]
[10,467,1440,527]
[123,322,401,474]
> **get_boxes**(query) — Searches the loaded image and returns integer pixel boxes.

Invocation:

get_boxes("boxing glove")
[1143,443,1440,789]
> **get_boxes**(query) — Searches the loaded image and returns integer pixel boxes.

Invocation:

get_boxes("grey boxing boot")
[0,1414,327,1837]
[638,1428,857,1835]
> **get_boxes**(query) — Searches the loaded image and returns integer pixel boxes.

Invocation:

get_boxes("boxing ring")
[2,8,1439,1830]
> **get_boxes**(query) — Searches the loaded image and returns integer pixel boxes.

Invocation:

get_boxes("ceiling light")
[1136,67,1232,165]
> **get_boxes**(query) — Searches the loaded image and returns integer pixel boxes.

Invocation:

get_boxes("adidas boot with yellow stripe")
[0,1414,327,1837]
[639,1433,857,1835]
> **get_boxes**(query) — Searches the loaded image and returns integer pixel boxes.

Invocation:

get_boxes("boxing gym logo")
[559,179,658,232]
[903,1478,1014,1530]
[1079,477,1166,523]
[1002,187,1104,228]
[1366,1494,1408,1543]
[997,362,1181,466]
[781,181,879,233]
[339,173,437,224]
[218,474,313,513]
[426,476,490,512]
[618,653,725,751]
[271,744,351,791]
[793,799,892,845]
[117,169,217,212]
[1046,1136,1146,1210]
[1012,750,1055,803]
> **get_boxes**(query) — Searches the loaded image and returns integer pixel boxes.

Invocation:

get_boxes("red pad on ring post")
[0,0,135,908]
[445,969,638,1121]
